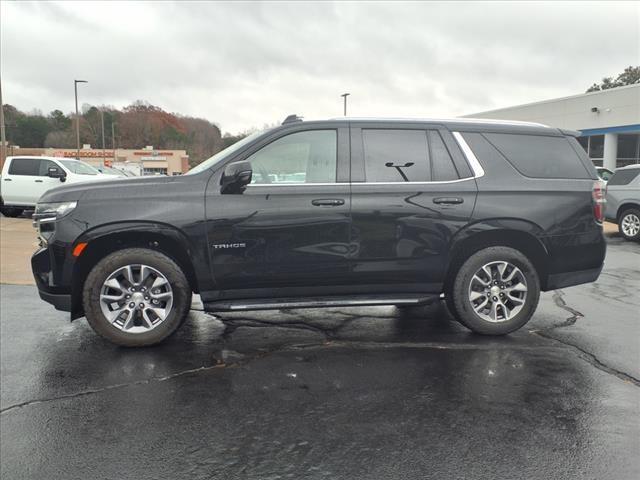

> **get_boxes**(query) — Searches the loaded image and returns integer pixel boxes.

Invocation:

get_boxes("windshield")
[186,130,265,175]
[60,159,101,175]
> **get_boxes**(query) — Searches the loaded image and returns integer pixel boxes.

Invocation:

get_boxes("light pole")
[341,93,350,117]
[111,122,116,153]
[74,79,88,160]
[0,76,6,167]
[100,109,106,167]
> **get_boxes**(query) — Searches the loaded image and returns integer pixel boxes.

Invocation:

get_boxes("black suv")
[32,117,606,346]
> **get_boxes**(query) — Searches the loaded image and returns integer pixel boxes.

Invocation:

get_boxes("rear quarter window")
[608,169,640,186]
[484,133,591,179]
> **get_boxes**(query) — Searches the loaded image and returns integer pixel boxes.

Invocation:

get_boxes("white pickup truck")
[1,156,113,217]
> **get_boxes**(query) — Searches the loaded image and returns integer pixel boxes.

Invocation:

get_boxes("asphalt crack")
[0,364,226,415]
[532,289,640,387]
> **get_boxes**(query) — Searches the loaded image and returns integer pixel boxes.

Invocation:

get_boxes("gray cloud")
[2,1,638,132]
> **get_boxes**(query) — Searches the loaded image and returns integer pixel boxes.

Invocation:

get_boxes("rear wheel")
[447,246,540,335]
[83,248,191,347]
[618,208,640,241]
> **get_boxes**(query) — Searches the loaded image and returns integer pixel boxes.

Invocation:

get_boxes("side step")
[204,293,439,312]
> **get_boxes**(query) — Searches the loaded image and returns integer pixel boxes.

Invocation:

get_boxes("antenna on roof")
[282,114,303,125]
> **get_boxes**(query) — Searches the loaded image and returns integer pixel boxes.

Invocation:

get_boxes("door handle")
[3,178,11,181]
[35,180,44,183]
[312,198,345,207]
[433,197,463,205]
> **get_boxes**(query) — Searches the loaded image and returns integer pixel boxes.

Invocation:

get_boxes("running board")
[204,294,439,312]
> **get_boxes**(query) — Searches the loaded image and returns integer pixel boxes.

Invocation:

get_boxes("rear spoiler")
[559,128,581,137]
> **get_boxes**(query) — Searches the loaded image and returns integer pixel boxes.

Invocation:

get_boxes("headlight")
[32,201,78,245]
[34,201,78,220]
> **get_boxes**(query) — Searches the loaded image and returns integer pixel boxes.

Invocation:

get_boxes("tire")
[83,248,191,347]
[447,246,540,335]
[0,206,24,218]
[618,208,640,241]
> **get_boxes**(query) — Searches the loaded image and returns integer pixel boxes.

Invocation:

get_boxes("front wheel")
[83,248,191,347]
[0,206,24,218]
[618,208,640,241]
[447,246,540,335]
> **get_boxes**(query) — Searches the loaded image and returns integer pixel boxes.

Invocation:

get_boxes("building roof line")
[464,83,640,117]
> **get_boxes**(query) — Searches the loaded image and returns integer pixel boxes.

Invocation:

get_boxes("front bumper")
[37,289,72,312]
[32,247,73,312]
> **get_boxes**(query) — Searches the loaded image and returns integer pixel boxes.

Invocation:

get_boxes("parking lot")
[1,216,639,479]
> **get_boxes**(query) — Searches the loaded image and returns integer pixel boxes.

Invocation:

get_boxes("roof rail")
[282,114,303,125]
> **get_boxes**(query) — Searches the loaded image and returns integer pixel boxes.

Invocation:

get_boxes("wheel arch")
[445,222,550,292]
[70,222,199,319]
[616,202,640,221]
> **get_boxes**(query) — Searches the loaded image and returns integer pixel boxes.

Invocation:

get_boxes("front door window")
[247,130,337,184]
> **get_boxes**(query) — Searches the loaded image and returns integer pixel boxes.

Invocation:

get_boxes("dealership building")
[465,84,640,170]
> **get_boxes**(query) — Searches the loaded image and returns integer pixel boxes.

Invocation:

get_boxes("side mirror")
[48,166,67,182]
[221,161,252,194]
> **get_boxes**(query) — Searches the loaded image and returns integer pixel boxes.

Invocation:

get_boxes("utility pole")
[341,93,350,117]
[74,79,88,160]
[0,76,6,168]
[100,109,106,167]
[111,121,116,163]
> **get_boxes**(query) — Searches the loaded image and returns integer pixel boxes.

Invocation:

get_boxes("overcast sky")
[2,1,638,133]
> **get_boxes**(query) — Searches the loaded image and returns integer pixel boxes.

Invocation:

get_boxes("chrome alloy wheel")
[621,213,640,238]
[468,261,528,323]
[99,264,173,333]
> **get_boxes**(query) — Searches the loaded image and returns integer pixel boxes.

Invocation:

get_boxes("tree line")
[586,66,639,93]
[2,101,231,167]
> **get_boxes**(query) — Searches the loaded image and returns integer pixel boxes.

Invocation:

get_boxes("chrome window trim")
[247,182,349,187]
[351,178,476,186]
[452,131,485,178]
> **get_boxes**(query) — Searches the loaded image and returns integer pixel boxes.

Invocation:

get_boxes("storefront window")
[618,134,640,167]
[589,135,604,159]
[576,136,588,152]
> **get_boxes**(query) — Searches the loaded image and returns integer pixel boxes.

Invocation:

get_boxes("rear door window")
[608,169,640,186]
[8,158,41,176]
[484,133,591,179]
[362,129,430,182]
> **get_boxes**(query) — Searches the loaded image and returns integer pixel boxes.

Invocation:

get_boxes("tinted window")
[39,159,58,176]
[363,129,430,182]
[484,133,591,179]
[8,158,40,176]
[608,168,640,186]
[248,130,336,184]
[429,130,459,181]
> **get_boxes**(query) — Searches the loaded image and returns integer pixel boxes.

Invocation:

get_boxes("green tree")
[586,65,640,92]
[12,115,51,147]
[48,109,71,131]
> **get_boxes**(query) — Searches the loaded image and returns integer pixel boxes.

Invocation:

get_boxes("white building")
[465,84,640,171]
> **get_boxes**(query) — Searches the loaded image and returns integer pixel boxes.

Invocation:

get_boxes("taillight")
[592,180,606,224]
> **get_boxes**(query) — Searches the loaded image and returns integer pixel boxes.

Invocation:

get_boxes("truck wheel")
[618,208,640,241]
[0,206,24,218]
[83,248,191,347]
[447,246,540,335]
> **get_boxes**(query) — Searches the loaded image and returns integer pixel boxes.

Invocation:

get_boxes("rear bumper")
[545,264,603,290]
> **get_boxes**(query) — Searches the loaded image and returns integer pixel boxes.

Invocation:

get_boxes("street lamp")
[341,93,350,117]
[100,109,106,167]
[74,80,88,160]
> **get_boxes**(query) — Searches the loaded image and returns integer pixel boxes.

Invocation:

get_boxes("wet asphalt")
[1,237,639,479]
